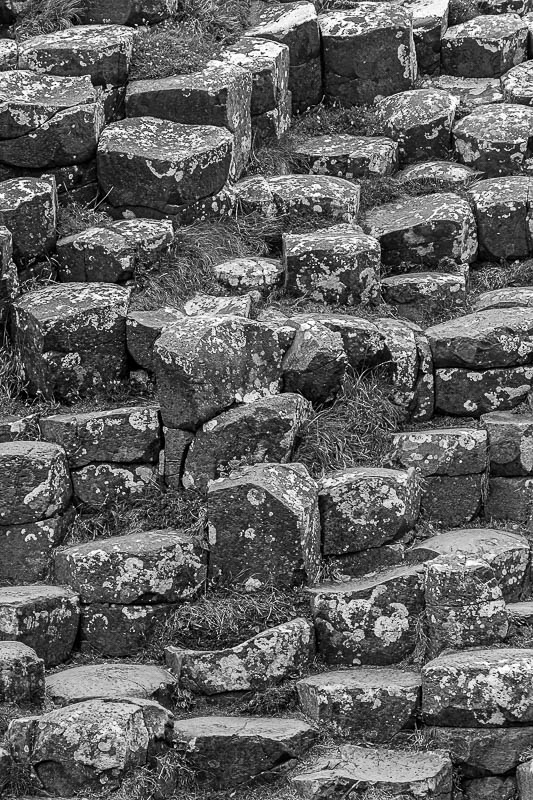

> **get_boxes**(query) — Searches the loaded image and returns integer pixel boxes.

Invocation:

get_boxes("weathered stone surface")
[8,697,174,794]
[0,745,9,793]
[389,427,487,476]
[468,176,533,260]
[0,585,79,667]
[405,0,449,74]
[98,117,233,214]
[301,313,389,371]
[408,527,529,600]
[18,25,135,85]
[166,618,315,695]
[174,715,318,787]
[397,160,479,188]
[0,511,73,584]
[0,441,71,526]
[12,283,130,400]
[463,776,516,800]
[518,760,533,799]
[481,410,533,475]
[378,89,457,164]
[126,63,251,179]
[0,176,57,264]
[54,529,206,604]
[422,648,533,726]
[291,134,398,179]
[485,475,533,526]
[252,89,292,143]
[40,406,160,468]
[208,463,320,588]
[183,293,254,319]
[269,174,360,221]
[80,602,172,656]
[379,318,435,422]
[126,307,183,370]
[425,555,508,658]
[435,365,533,416]
[319,467,421,556]
[214,257,284,294]
[363,192,477,268]
[71,462,158,507]
[433,726,533,775]
[55,218,173,282]
[46,663,176,706]
[474,287,533,312]
[421,74,503,107]
[296,667,421,741]
[223,36,289,116]
[319,5,416,105]
[0,410,36,443]
[309,565,426,666]
[0,641,44,705]
[442,15,527,77]
[0,39,18,71]
[283,228,380,305]
[423,473,484,525]
[162,427,194,489]
[183,393,312,492]
[382,272,466,321]
[453,103,533,176]
[292,745,452,800]
[325,542,407,580]
[502,60,533,108]
[154,315,282,430]
[281,316,347,405]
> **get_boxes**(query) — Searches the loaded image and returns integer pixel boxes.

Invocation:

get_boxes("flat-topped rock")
[421,74,503,106]
[435,364,533,416]
[422,648,533,726]
[183,293,254,319]
[397,160,479,189]
[269,174,360,220]
[222,36,289,116]
[70,461,158,507]
[378,89,458,164]
[319,5,416,105]
[381,272,466,321]
[363,192,477,267]
[296,668,421,741]
[502,60,533,107]
[0,584,79,667]
[482,410,533,475]
[166,618,315,695]
[389,427,487,476]
[18,24,135,85]
[46,663,176,706]
[0,512,73,584]
[126,306,183,370]
[292,745,452,800]
[291,134,398,179]
[468,176,533,260]
[442,14,527,77]
[214,257,284,294]
[0,176,57,264]
[174,715,318,788]
[0,641,44,705]
[474,287,533,311]
[453,103,533,175]
[54,529,206,604]
[97,117,233,214]
[407,527,529,600]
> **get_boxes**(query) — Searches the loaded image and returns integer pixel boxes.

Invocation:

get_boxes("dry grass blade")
[14,0,83,40]
[0,342,28,416]
[57,200,114,238]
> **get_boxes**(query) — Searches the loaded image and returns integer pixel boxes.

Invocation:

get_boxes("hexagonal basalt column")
[453,103,533,176]
[441,14,527,78]
[404,0,450,75]
[467,176,533,260]
[502,60,533,106]
[0,177,57,265]
[291,134,398,179]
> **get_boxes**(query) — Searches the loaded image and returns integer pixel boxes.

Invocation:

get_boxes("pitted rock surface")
[71,461,158,506]
[296,667,421,741]
[126,306,183,371]
[421,74,503,106]
[441,14,527,77]
[502,60,533,106]
[423,473,484,526]
[468,176,533,260]
[80,602,173,656]
[223,36,290,116]
[435,365,533,416]
[432,726,533,774]
[482,410,533,475]
[0,584,79,666]
[166,617,315,695]
[381,272,466,321]
[397,160,480,188]
[319,5,417,105]
[389,427,487,476]
[46,662,176,706]
[208,462,320,588]
[379,317,435,421]
[18,24,135,85]
[54,529,206,604]
[291,134,398,179]
[252,89,292,143]
[404,0,449,74]
[183,293,254,318]
[281,316,347,404]
[453,103,533,176]
[0,177,57,264]
[474,286,533,311]
[0,641,44,705]
[485,475,533,525]
[302,313,390,371]
[267,174,360,221]
[214,257,284,294]
[0,511,73,584]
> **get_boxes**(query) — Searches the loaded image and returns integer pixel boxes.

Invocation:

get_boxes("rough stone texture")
[421,648,533,726]
[442,14,527,77]
[481,410,533,475]
[474,286,533,311]
[379,318,435,422]
[269,174,360,221]
[518,761,533,799]
[222,37,289,116]
[296,667,421,741]
[0,641,44,705]
[291,134,398,179]
[8,697,174,794]
[502,59,533,108]
[435,365,533,416]
[55,218,173,283]
[319,467,421,556]
[46,663,176,706]
[453,103,533,176]
[162,427,194,489]
[424,555,508,658]
[154,315,283,430]
[281,316,347,404]
[309,565,426,666]
[252,90,292,143]
[408,527,530,601]
[389,427,488,476]
[174,715,318,788]
[208,463,320,589]
[405,0,449,74]
[97,117,233,214]
[468,176,533,260]
[70,462,158,507]
[464,776,516,800]
[292,745,453,800]
[54,529,206,604]
[301,313,390,372]
[80,602,173,656]
[166,618,315,695]
[283,228,380,305]
[432,726,533,775]
[422,473,485,526]
[183,393,312,492]
[421,74,503,106]
[0,223,17,323]
[0,585,79,667]
[381,272,466,321]
[363,192,477,268]
[397,160,479,189]
[125,63,252,179]
[0,177,57,264]
[0,510,73,584]
[126,307,183,371]
[485,475,533,526]
[245,1,321,112]
[319,5,417,105]
[326,541,408,580]
[214,257,284,294]
[183,293,254,319]
[378,89,457,164]
[40,406,161,468]
[18,24,135,85]
[0,410,36,443]
[12,283,130,400]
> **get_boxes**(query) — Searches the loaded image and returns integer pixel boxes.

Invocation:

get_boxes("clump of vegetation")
[13,0,83,40]
[57,200,114,238]
[292,102,384,139]
[469,258,533,300]
[0,341,28,416]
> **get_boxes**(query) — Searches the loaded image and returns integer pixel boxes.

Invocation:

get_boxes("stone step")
[441,15,527,78]
[381,272,467,323]
[291,133,398,179]
[0,641,44,705]
[45,662,176,706]
[453,103,533,176]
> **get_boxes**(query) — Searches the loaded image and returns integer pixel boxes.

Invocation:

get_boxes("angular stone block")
[432,726,533,776]
[0,177,57,264]
[126,306,183,371]
[390,427,487,476]
[442,14,527,77]
[223,37,290,116]
[0,511,73,584]
[405,0,449,74]
[435,365,533,416]
[381,272,466,321]
[46,662,176,706]
[0,641,44,705]
[474,287,533,312]
[453,103,533,176]
[281,316,347,405]
[398,159,479,189]
[70,462,158,507]
[422,74,503,106]
[214,257,284,294]
[482,410,533,476]
[485,475,533,527]
[80,602,172,656]
[291,134,398,179]
[468,176,533,260]
[422,473,484,526]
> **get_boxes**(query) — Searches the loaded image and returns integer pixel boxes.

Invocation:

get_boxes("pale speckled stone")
[502,60,533,107]
[292,133,398,179]
[404,0,449,74]
[295,313,389,371]
[421,74,503,107]
[482,410,533,475]
[219,36,290,116]
[442,14,527,78]
[214,257,284,294]
[252,89,292,144]
[0,510,73,585]
[46,662,176,706]
[379,318,435,422]
[0,641,44,705]
[397,160,480,188]
[80,602,173,656]
[474,286,533,311]
[126,306,183,371]
[468,176,533,260]
[435,365,533,416]
[453,103,533,176]
[0,176,57,264]
[389,427,487,476]
[281,316,347,404]
[382,272,466,321]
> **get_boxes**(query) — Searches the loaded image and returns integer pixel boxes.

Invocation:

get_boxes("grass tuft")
[14,0,83,40]
[57,200,114,238]
[0,342,28,416]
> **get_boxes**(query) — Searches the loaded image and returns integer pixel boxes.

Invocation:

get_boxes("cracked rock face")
[80,602,173,656]
[0,177,57,265]
[453,103,533,176]
[467,176,533,261]
[223,36,290,116]
[126,306,183,371]
[281,316,347,404]
[442,14,527,77]
[390,427,488,476]
[0,641,44,705]
[481,409,533,475]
